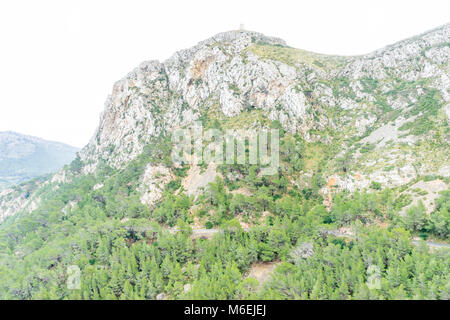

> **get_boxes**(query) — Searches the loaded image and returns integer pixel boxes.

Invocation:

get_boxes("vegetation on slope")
[0,131,448,300]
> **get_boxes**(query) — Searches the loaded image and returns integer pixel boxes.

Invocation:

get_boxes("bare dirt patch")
[182,162,219,197]
[245,262,279,287]
[231,187,253,196]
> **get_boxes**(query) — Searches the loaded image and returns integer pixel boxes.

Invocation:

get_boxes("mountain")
[80,26,449,182]
[0,131,78,189]
[0,25,448,300]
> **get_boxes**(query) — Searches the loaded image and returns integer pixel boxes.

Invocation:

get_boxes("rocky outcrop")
[140,164,173,207]
[0,185,41,223]
[78,31,316,172]
[78,25,449,186]
[182,162,219,197]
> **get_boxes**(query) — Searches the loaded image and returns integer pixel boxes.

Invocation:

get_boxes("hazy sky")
[0,0,448,148]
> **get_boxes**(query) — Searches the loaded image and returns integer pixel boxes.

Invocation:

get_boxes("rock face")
[0,131,78,189]
[140,164,173,206]
[182,162,219,197]
[79,31,305,171]
[0,177,47,223]
[78,25,449,189]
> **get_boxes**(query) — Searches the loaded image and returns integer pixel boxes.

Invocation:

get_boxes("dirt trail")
[169,227,250,239]
[412,237,450,251]
[331,228,450,252]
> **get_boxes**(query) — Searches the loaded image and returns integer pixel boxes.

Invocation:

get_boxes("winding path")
[412,237,450,250]
[169,226,450,251]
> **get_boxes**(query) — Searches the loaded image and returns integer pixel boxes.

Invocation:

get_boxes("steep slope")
[78,26,449,186]
[0,132,78,189]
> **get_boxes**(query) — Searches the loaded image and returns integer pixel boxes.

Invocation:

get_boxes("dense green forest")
[0,132,448,300]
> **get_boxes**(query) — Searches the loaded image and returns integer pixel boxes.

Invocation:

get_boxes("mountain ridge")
[78,24,448,181]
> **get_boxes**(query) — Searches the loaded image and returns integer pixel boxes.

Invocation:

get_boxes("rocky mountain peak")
[78,24,449,199]
[166,29,287,62]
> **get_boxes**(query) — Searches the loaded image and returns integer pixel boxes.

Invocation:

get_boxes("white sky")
[0,0,448,148]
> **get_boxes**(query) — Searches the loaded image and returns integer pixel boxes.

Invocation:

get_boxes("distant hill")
[0,131,78,189]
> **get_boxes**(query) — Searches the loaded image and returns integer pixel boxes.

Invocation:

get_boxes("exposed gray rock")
[140,164,173,207]
[78,25,449,180]
[156,293,166,300]
[290,242,314,262]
